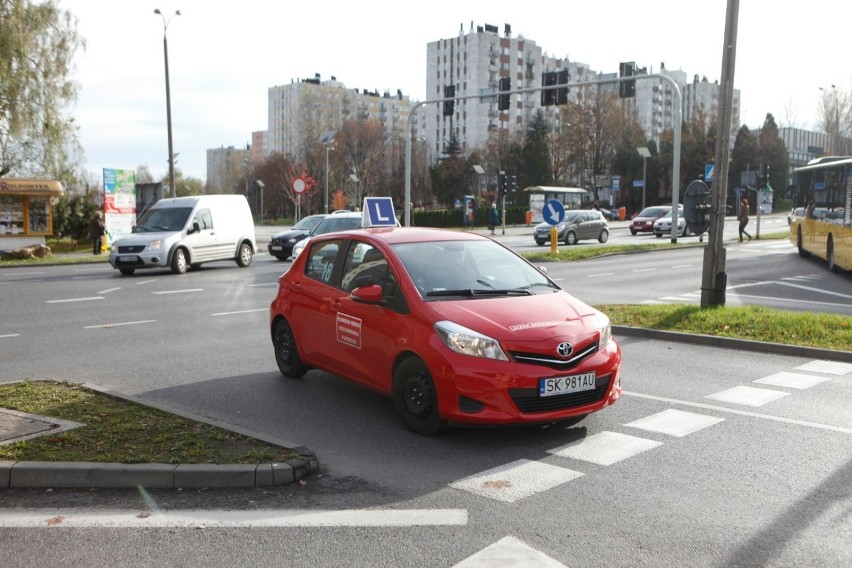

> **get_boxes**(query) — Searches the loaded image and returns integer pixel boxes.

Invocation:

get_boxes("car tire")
[797,227,811,258]
[119,268,135,276]
[393,357,447,436]
[535,240,545,246]
[655,233,662,238]
[565,231,577,245]
[828,237,839,273]
[273,318,307,378]
[598,229,609,243]
[630,229,637,235]
[170,248,188,274]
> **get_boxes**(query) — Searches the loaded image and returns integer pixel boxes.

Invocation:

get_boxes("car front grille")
[117,245,146,254]
[508,341,598,370]
[509,375,610,413]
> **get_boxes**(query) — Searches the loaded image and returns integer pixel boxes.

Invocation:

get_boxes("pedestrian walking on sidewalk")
[738,198,752,242]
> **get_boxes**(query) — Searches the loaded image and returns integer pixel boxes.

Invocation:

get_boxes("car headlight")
[146,240,163,252]
[434,321,509,361]
[286,237,296,244]
[595,311,612,347]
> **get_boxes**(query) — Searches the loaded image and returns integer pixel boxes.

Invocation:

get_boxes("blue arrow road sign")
[542,199,566,226]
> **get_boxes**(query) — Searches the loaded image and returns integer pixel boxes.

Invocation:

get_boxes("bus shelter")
[525,186,590,223]
[0,178,65,251]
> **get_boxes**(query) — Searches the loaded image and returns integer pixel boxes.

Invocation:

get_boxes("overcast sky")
[62,0,851,184]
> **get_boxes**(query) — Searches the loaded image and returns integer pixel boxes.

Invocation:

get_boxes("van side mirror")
[190,221,201,234]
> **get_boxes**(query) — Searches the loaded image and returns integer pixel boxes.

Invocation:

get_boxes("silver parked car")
[534,210,609,245]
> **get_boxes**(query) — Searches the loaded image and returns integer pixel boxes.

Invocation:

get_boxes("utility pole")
[701,0,739,307]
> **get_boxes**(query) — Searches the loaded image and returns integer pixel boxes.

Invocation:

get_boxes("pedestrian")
[738,198,751,242]
[90,211,105,255]
[489,202,499,235]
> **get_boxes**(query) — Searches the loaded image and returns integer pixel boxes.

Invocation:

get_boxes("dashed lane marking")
[449,459,582,503]
[84,320,157,329]
[705,385,790,407]
[754,371,832,390]
[547,431,662,466]
[625,409,725,437]
[622,391,852,434]
[796,360,851,376]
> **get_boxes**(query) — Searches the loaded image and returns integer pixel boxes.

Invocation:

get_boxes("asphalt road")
[1,220,850,567]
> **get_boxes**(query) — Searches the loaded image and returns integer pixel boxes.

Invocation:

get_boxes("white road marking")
[622,391,852,434]
[632,268,657,273]
[706,385,790,407]
[152,289,204,295]
[45,296,104,303]
[97,287,121,294]
[450,459,582,503]
[0,333,21,338]
[728,279,852,301]
[625,409,725,437]
[796,360,852,376]
[211,309,267,316]
[724,292,852,309]
[249,282,277,287]
[84,320,157,329]
[0,271,46,276]
[754,372,832,390]
[0,508,468,528]
[136,279,158,285]
[587,272,615,278]
[453,536,567,568]
[548,431,662,465]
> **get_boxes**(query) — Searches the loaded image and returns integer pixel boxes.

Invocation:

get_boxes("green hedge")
[411,206,529,228]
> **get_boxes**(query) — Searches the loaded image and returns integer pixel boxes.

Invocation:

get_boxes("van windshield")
[135,207,193,232]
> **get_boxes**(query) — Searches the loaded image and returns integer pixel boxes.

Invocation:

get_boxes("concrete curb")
[614,326,852,362]
[0,456,318,489]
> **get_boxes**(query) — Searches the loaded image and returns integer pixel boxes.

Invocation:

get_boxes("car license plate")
[118,255,138,262]
[270,245,282,251]
[539,372,596,397]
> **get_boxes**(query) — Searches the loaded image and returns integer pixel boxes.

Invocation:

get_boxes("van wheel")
[171,248,188,274]
[393,357,447,436]
[119,268,135,276]
[273,318,306,378]
[236,242,253,267]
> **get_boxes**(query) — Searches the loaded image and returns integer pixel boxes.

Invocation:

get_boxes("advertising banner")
[103,168,137,239]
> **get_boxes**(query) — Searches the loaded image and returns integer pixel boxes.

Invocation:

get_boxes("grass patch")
[0,381,298,464]
[600,304,851,352]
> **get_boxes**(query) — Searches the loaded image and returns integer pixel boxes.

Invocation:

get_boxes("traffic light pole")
[404,74,683,230]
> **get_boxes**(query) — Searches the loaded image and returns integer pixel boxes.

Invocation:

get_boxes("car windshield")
[563,211,582,223]
[134,207,192,232]
[292,215,326,231]
[638,207,666,217]
[311,216,362,235]
[393,239,559,299]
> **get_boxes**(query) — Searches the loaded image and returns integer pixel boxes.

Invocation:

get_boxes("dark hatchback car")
[267,214,327,261]
[629,205,672,235]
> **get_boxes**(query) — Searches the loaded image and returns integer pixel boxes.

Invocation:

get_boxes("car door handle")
[330,299,341,310]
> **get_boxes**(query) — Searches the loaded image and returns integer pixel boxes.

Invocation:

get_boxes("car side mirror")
[351,283,385,305]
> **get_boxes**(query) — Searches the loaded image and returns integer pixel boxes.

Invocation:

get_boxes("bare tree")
[817,84,852,155]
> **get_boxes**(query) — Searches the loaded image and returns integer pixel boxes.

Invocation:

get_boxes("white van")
[109,195,256,275]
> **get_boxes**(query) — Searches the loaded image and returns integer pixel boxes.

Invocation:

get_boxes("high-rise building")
[265,75,424,162]
[206,145,249,193]
[426,22,594,158]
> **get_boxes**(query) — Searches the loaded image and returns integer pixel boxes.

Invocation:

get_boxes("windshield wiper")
[426,288,532,297]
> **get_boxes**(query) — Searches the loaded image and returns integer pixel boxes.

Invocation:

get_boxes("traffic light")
[541,72,557,106]
[619,62,636,98]
[556,70,569,105]
[443,85,455,116]
[758,162,769,188]
[498,77,511,111]
[510,175,517,193]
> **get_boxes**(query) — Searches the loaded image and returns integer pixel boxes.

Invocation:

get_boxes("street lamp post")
[321,130,337,214]
[637,147,651,210]
[154,8,180,198]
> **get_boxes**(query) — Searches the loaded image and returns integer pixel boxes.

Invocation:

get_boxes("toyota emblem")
[556,342,573,358]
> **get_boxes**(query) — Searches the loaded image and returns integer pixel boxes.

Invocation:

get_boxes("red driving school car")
[270,220,621,435]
